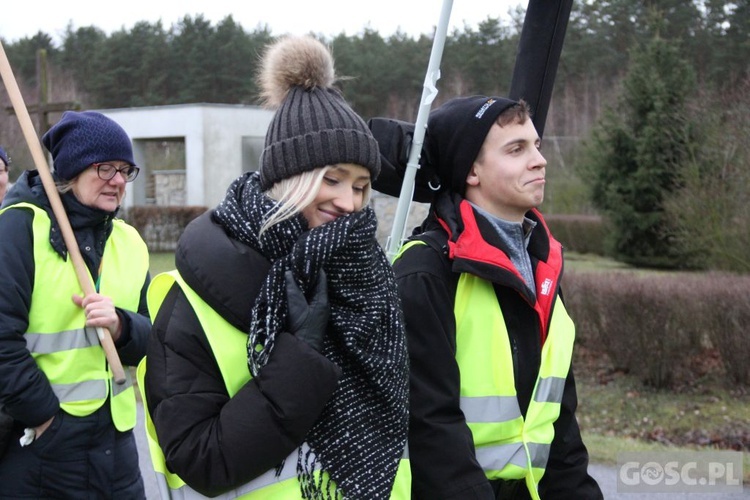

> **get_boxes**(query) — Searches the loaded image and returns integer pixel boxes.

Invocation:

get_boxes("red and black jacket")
[393,191,602,500]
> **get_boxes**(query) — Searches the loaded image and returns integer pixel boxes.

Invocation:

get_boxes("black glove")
[285,270,329,352]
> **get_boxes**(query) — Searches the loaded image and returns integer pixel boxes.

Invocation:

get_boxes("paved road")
[135,403,748,499]
[588,462,749,499]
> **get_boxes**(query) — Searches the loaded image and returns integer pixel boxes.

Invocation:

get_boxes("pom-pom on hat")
[426,96,518,196]
[257,35,381,190]
[42,111,135,181]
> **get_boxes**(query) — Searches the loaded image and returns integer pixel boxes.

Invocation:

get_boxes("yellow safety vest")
[138,271,411,499]
[2,202,148,431]
[396,241,575,500]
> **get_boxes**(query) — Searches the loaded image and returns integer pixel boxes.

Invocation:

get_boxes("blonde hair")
[260,165,372,236]
[56,178,76,194]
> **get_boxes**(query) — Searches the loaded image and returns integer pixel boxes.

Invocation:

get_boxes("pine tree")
[581,23,698,268]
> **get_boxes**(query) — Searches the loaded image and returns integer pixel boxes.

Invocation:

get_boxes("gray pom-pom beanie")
[257,36,380,190]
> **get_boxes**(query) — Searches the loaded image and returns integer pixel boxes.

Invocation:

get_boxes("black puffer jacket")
[144,211,342,497]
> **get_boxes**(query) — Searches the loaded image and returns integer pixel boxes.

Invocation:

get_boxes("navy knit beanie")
[0,146,8,166]
[42,111,135,181]
[426,96,518,196]
[257,36,380,190]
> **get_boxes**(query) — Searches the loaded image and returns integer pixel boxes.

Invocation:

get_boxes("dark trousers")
[0,404,145,499]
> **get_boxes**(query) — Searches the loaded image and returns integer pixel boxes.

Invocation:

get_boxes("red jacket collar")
[438,200,563,343]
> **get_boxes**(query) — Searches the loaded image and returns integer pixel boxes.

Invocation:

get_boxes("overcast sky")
[1,1,523,44]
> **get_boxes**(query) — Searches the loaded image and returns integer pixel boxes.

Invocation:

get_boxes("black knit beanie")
[257,36,381,191]
[42,111,135,181]
[0,146,9,166]
[427,95,518,196]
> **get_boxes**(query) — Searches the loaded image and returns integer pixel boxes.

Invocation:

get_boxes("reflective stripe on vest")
[455,273,575,500]
[4,202,147,431]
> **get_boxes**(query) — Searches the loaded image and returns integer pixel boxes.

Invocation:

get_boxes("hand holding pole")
[0,41,127,384]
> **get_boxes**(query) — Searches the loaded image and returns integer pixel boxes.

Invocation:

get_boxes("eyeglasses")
[92,163,140,182]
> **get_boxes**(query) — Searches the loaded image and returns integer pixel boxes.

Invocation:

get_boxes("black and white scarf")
[213,172,408,499]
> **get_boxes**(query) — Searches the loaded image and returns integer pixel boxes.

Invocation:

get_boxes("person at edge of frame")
[0,111,151,499]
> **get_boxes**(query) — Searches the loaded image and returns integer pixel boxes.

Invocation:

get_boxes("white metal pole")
[386,0,453,260]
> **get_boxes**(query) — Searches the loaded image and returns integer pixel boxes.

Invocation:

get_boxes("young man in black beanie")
[392,96,603,500]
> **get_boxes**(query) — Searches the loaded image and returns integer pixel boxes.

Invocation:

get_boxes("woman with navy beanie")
[0,111,151,498]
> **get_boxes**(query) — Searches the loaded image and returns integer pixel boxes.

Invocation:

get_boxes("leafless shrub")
[123,206,208,252]
[564,271,749,389]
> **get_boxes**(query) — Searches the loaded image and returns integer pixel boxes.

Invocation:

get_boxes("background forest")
[1,0,749,271]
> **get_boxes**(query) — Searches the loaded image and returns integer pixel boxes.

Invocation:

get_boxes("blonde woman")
[141,36,410,499]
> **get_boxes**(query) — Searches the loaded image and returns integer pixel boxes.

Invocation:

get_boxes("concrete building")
[99,103,428,249]
[99,103,274,209]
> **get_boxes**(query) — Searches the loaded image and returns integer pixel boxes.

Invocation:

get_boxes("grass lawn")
[565,251,634,272]
[150,252,175,275]
[576,363,750,482]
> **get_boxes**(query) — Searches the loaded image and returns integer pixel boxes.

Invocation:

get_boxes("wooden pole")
[0,41,126,384]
